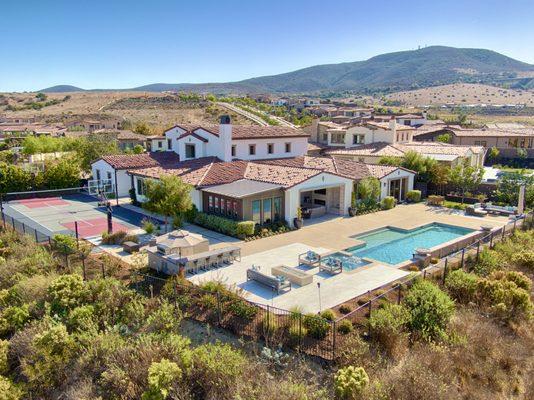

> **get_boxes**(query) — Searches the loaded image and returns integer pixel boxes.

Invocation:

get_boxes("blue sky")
[1,0,533,92]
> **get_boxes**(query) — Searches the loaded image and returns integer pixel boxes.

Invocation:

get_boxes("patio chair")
[298,250,321,268]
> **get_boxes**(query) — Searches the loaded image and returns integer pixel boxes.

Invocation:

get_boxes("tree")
[448,160,484,202]
[132,144,145,154]
[143,175,193,232]
[0,163,32,193]
[35,92,47,101]
[436,133,452,143]
[40,157,81,189]
[378,155,402,166]
[495,172,534,208]
[517,148,528,159]
[134,122,151,135]
[487,146,500,161]
[428,163,450,194]
[356,177,380,201]
[401,150,437,183]
[74,134,120,172]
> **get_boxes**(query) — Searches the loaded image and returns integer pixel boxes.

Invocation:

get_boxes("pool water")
[348,223,474,265]
[322,253,371,271]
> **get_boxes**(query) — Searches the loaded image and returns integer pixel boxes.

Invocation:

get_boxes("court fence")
[132,212,533,363]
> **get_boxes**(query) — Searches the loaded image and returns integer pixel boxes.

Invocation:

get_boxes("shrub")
[0,304,30,335]
[490,270,531,291]
[381,196,396,210]
[227,300,257,320]
[403,280,455,341]
[0,376,23,400]
[288,324,307,342]
[194,212,239,237]
[303,314,330,340]
[0,339,7,375]
[47,274,86,314]
[52,234,77,254]
[67,305,97,333]
[142,219,157,235]
[406,190,422,203]
[511,250,534,270]
[339,304,352,314]
[190,343,246,400]
[473,249,501,277]
[236,221,255,237]
[145,301,182,334]
[427,195,444,206]
[262,313,279,335]
[445,269,479,304]
[334,366,369,399]
[141,358,182,400]
[198,294,218,311]
[368,303,410,356]
[320,309,335,321]
[337,320,354,334]
[101,230,128,245]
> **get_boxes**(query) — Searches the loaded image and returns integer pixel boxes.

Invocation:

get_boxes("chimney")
[389,116,396,131]
[219,115,232,162]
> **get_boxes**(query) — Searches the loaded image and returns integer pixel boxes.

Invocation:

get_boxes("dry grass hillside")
[0,91,254,132]
[386,83,534,106]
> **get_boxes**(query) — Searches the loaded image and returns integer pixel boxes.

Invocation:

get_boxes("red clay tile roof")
[166,123,309,140]
[324,141,484,157]
[100,152,180,170]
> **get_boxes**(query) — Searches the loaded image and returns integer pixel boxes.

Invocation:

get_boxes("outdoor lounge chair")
[466,204,487,217]
[246,267,291,294]
[319,258,343,274]
[298,250,321,268]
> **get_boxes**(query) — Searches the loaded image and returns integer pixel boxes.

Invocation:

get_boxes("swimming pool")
[347,223,474,265]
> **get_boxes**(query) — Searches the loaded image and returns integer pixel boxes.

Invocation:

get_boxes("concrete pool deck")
[188,242,410,314]
[210,203,509,257]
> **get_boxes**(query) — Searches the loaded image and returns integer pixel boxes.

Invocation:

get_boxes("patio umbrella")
[156,230,209,256]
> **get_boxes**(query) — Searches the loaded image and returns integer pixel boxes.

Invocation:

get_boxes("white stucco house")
[90,116,416,225]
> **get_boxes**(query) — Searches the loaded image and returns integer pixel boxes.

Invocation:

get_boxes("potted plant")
[294,207,303,229]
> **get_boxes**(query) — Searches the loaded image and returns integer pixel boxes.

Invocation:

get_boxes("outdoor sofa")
[246,267,291,294]
[483,203,517,216]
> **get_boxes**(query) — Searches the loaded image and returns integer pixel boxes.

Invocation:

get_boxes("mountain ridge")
[40,46,534,94]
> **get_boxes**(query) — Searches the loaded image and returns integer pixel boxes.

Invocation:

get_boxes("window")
[95,169,101,180]
[252,200,261,223]
[231,145,236,157]
[263,198,272,223]
[167,139,172,149]
[157,141,162,148]
[352,134,364,145]
[314,199,326,206]
[214,197,219,212]
[273,197,281,221]
[267,143,274,154]
[226,199,232,216]
[331,133,344,144]
[233,201,238,217]
[137,178,146,196]
[314,189,326,195]
[249,144,256,155]
[220,198,226,213]
[322,133,328,142]
[106,171,112,180]
[208,195,213,210]
[285,142,291,153]
[185,143,196,158]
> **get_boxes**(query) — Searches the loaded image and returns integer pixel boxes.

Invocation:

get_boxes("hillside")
[40,46,534,94]
[386,83,534,106]
[40,85,85,93]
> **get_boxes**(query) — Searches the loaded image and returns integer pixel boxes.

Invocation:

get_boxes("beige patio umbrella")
[156,230,209,256]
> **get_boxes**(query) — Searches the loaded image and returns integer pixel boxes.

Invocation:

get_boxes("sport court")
[2,193,150,239]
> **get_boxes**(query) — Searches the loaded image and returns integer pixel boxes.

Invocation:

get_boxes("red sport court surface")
[16,197,71,208]
[62,218,130,238]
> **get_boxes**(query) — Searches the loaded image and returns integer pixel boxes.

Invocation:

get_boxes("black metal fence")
[133,212,533,363]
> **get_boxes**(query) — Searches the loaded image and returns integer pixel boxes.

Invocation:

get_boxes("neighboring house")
[413,126,534,159]
[0,116,37,124]
[306,118,485,167]
[146,135,170,152]
[115,131,147,151]
[66,118,122,132]
[128,155,415,225]
[395,112,428,126]
[324,142,485,167]
[164,117,309,161]
[91,152,180,197]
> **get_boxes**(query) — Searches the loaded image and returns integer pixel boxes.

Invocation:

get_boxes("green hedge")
[236,221,255,237]
[406,190,421,203]
[381,196,396,210]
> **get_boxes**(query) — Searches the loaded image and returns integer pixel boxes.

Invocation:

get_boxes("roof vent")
[220,115,231,125]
